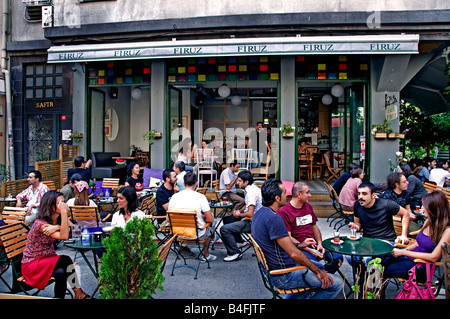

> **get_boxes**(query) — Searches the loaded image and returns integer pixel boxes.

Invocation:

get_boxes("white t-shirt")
[429,168,450,187]
[219,167,237,195]
[243,183,263,213]
[168,189,210,237]
[111,209,145,229]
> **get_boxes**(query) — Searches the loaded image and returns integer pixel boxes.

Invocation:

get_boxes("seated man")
[168,172,216,263]
[278,181,343,274]
[15,170,50,225]
[219,160,245,212]
[173,161,187,191]
[220,170,262,262]
[60,173,82,202]
[155,168,179,223]
[251,178,343,299]
[67,156,92,183]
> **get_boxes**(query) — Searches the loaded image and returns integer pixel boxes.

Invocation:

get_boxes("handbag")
[395,262,436,299]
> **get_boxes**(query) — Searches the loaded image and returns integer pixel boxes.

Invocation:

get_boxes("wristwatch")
[295,242,300,249]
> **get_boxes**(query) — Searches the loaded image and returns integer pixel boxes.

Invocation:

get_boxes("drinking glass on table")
[333,231,340,242]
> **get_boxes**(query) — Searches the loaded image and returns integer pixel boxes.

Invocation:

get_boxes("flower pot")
[374,133,387,139]
[282,132,294,138]
[388,133,405,139]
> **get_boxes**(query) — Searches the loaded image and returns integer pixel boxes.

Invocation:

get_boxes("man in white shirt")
[219,160,245,211]
[168,172,216,263]
[16,170,50,225]
[429,159,450,187]
[173,161,187,191]
[220,170,262,262]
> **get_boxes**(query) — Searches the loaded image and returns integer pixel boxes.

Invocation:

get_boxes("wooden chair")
[35,159,63,191]
[0,179,30,211]
[101,178,120,196]
[59,145,79,184]
[167,209,212,279]
[392,215,418,246]
[324,152,343,183]
[248,234,312,299]
[251,151,271,181]
[1,207,27,225]
[0,223,72,297]
[135,151,149,168]
[42,179,56,191]
[323,181,353,230]
[311,152,324,178]
[157,233,177,273]
[69,206,100,227]
[298,150,312,181]
[442,242,450,299]
[424,182,437,193]
[140,195,156,216]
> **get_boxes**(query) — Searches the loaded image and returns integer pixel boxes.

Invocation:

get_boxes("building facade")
[3,0,450,182]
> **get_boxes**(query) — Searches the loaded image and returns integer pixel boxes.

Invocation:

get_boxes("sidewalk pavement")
[0,218,445,300]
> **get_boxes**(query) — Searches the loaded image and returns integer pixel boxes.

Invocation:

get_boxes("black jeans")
[51,255,78,299]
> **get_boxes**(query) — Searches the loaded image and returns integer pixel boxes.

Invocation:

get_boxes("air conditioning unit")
[42,6,53,28]
[22,0,51,5]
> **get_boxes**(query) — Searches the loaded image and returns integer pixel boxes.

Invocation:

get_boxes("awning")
[47,34,419,63]
[401,46,450,114]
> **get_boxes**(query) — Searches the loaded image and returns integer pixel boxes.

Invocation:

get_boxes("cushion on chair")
[143,168,164,187]
[281,180,294,196]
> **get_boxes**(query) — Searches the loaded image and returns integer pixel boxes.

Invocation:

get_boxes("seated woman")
[338,167,363,211]
[398,164,428,211]
[21,191,91,299]
[382,190,450,283]
[67,180,99,227]
[112,186,145,229]
[177,137,197,172]
[382,172,421,232]
[124,161,144,191]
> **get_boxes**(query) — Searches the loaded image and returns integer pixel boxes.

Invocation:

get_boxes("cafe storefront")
[45,34,419,182]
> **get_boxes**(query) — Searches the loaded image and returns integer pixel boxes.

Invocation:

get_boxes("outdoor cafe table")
[65,238,105,297]
[322,236,393,297]
[209,201,233,249]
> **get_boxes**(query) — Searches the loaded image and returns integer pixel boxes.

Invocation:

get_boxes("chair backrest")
[1,207,28,225]
[42,179,56,191]
[232,148,252,170]
[69,206,100,226]
[0,223,29,260]
[323,152,333,169]
[211,179,220,192]
[167,209,199,239]
[59,145,79,183]
[195,149,215,169]
[248,234,269,271]
[139,196,156,215]
[157,233,177,272]
[424,182,437,193]
[102,178,120,190]
[392,216,404,238]
[298,150,310,164]
[35,159,63,191]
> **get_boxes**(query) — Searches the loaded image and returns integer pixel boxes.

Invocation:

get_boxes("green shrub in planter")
[98,217,164,299]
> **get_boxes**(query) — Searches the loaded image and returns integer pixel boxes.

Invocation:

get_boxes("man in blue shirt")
[251,178,343,299]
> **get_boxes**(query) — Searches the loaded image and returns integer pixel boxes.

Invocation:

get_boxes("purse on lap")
[395,262,436,299]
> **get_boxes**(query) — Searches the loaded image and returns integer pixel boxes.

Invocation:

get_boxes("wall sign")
[48,34,419,63]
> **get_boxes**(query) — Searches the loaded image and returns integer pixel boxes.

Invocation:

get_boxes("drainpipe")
[1,0,14,180]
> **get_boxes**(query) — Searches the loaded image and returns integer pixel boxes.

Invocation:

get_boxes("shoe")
[223,253,240,262]
[200,254,217,263]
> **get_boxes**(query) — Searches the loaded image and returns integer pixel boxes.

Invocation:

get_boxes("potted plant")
[69,130,84,142]
[371,119,393,138]
[98,217,165,299]
[280,121,295,137]
[142,129,162,146]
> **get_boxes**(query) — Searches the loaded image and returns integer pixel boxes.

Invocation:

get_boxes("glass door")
[344,83,367,171]
[168,85,182,167]
[89,89,105,154]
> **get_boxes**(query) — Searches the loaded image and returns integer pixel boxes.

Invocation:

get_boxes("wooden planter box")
[388,133,405,139]
[282,132,294,138]
[374,133,388,139]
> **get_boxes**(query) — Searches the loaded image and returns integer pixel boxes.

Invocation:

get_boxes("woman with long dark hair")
[124,161,144,190]
[111,186,145,229]
[399,164,427,211]
[382,190,450,282]
[21,190,91,299]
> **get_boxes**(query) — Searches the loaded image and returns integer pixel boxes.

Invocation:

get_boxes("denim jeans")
[271,267,343,299]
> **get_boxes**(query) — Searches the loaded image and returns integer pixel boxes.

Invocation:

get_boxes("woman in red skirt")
[21,190,91,299]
